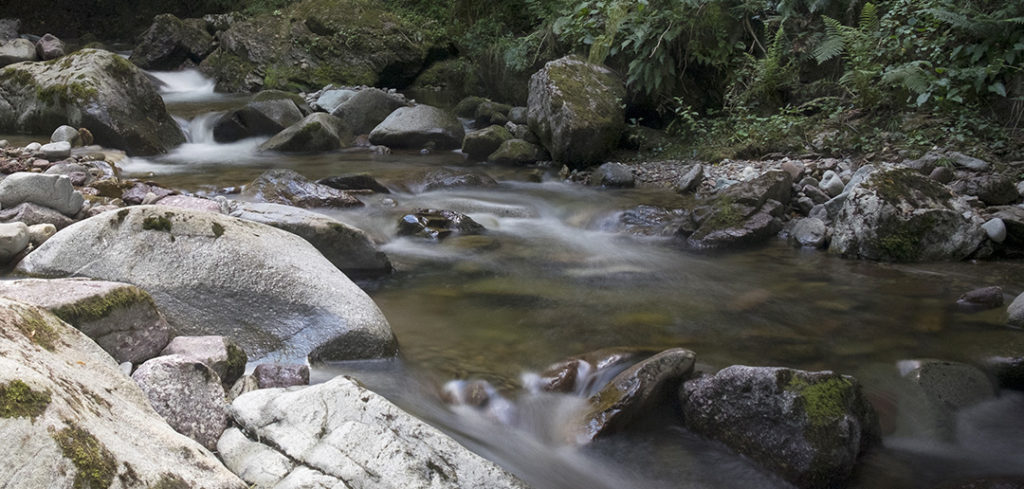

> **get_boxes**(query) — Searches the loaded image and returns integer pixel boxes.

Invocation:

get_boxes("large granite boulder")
[329,87,407,135]
[0,278,173,364]
[0,298,246,488]
[829,168,985,261]
[258,112,353,153]
[229,201,392,278]
[680,366,880,489]
[218,376,527,489]
[369,104,465,150]
[129,13,214,70]
[527,55,625,169]
[15,206,397,362]
[0,49,185,155]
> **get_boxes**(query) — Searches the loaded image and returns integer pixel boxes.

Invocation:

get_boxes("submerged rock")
[0,49,185,155]
[218,376,527,489]
[680,366,880,489]
[15,206,397,362]
[397,209,485,240]
[527,55,625,169]
[956,286,1004,311]
[368,104,465,150]
[242,169,362,208]
[0,278,172,364]
[0,298,246,488]
[132,354,230,450]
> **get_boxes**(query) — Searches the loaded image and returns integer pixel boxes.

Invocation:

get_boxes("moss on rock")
[14,307,60,351]
[0,380,51,419]
[53,424,117,489]
[50,286,156,326]
[142,215,173,232]
[786,375,854,427]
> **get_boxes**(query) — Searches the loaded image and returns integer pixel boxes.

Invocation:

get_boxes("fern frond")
[859,3,879,32]
[881,61,933,93]
[813,16,846,64]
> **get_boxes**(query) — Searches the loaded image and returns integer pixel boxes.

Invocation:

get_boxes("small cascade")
[148,69,217,97]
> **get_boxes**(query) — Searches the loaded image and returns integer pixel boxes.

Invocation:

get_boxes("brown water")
[31,72,1024,488]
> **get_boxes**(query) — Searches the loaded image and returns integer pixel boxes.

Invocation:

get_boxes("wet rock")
[155,194,223,213]
[899,359,996,435]
[252,363,309,389]
[242,169,362,208]
[0,172,83,217]
[130,14,213,71]
[675,164,704,194]
[577,348,696,441]
[950,174,1019,206]
[329,88,407,135]
[0,299,246,489]
[829,168,984,262]
[983,218,1007,243]
[0,278,173,364]
[0,221,29,263]
[686,197,784,250]
[956,286,1004,311]
[132,354,230,450]
[680,366,880,489]
[316,173,390,193]
[1009,292,1024,327]
[402,167,498,193]
[39,141,70,161]
[593,162,635,188]
[488,138,549,165]
[531,347,662,395]
[790,217,827,248]
[397,209,485,240]
[527,55,625,169]
[0,202,76,229]
[15,205,397,362]
[161,336,247,386]
[258,112,353,153]
[214,91,307,143]
[0,49,185,155]
[34,33,65,61]
[369,104,464,150]
[0,38,36,66]
[218,376,527,489]
[614,205,693,237]
[463,125,512,160]
[229,201,392,277]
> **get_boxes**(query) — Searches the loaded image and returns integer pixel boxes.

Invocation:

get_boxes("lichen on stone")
[14,307,60,350]
[53,424,117,489]
[50,286,155,325]
[0,379,51,419]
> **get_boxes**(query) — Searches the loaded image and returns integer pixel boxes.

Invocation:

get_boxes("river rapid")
[114,70,1024,489]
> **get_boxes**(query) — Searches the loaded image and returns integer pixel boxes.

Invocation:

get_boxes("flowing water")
[26,70,1024,488]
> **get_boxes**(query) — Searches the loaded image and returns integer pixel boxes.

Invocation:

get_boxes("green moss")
[869,169,953,207]
[36,82,99,106]
[877,228,920,262]
[53,424,116,489]
[15,308,60,351]
[0,66,34,87]
[150,473,189,489]
[142,215,173,232]
[211,222,225,238]
[787,375,854,427]
[0,380,51,419]
[50,287,155,326]
[700,197,746,231]
[116,209,130,222]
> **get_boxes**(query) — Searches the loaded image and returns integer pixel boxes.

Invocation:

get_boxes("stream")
[58,70,1024,487]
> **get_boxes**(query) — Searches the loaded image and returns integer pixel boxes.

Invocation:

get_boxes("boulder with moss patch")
[683,171,793,250]
[463,125,512,160]
[829,168,985,262]
[0,278,173,364]
[0,298,246,488]
[680,366,880,489]
[129,14,214,71]
[527,56,625,169]
[0,49,185,155]
[14,205,397,362]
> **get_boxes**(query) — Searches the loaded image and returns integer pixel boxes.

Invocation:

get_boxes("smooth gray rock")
[397,167,498,193]
[0,278,173,364]
[593,162,635,188]
[330,88,407,135]
[15,206,397,362]
[218,376,527,489]
[258,112,353,153]
[487,138,549,165]
[49,125,80,145]
[241,169,363,208]
[0,202,76,229]
[463,124,512,160]
[214,90,307,143]
[820,173,845,197]
[26,223,56,245]
[1009,292,1024,327]
[229,201,391,278]
[161,336,247,386]
[0,221,28,263]
[983,218,1007,243]
[314,89,355,113]
[0,38,36,66]
[0,298,246,489]
[956,286,1004,311]
[316,174,390,193]
[252,363,309,389]
[39,141,71,160]
[132,354,230,450]
[950,174,1020,206]
[675,164,704,193]
[0,172,83,216]
[369,104,465,150]
[0,49,185,155]
[130,14,213,70]
[680,366,880,489]
[948,151,990,171]
[790,217,827,248]
[527,55,625,169]
[34,33,65,61]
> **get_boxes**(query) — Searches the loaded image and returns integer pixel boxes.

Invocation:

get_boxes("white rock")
[40,141,71,160]
[982,218,1007,243]
[0,172,84,216]
[25,142,42,152]
[1009,292,1024,327]
[0,221,29,263]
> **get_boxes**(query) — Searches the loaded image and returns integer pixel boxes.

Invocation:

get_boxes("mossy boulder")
[0,49,185,155]
[257,112,353,153]
[129,14,214,71]
[680,366,880,489]
[198,0,440,92]
[411,58,479,96]
[527,56,626,169]
[462,125,512,160]
[487,138,549,166]
[0,298,246,488]
[829,168,985,262]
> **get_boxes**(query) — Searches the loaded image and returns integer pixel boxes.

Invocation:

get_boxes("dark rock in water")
[397,209,485,241]
[122,182,176,205]
[956,286,1004,311]
[593,162,635,188]
[130,14,213,70]
[680,366,880,489]
[532,347,662,395]
[34,33,65,61]
[330,88,407,135]
[242,169,362,208]
[253,363,309,388]
[950,173,1019,206]
[132,354,230,450]
[527,55,625,169]
[488,138,549,166]
[0,202,75,229]
[317,173,390,193]
[454,96,489,118]
[576,348,696,442]
[214,91,306,142]
[0,49,185,155]
[829,168,984,262]
[258,112,354,153]
[685,199,784,250]
[721,170,794,207]
[463,125,512,160]
[161,335,247,386]
[900,360,995,412]
[474,100,512,127]
[613,205,693,238]
[369,105,465,150]
[0,278,173,365]
[402,167,498,193]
